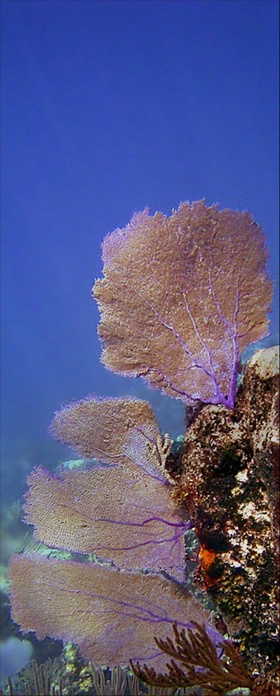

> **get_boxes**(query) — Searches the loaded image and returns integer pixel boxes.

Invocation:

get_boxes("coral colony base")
[8,202,279,694]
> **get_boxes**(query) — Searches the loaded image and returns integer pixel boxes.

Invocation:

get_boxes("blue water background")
[1,0,279,507]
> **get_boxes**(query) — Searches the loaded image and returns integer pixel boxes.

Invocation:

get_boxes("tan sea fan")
[93,201,272,408]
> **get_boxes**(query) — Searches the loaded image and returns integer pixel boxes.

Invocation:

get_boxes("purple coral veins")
[93,200,272,408]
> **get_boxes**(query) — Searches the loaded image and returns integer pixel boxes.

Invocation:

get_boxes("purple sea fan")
[27,396,190,580]
[49,396,169,482]
[93,200,273,408]
[9,396,203,668]
[10,556,218,670]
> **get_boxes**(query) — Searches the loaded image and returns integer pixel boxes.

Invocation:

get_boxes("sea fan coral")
[10,556,215,670]
[22,461,188,578]
[93,201,272,408]
[8,201,277,694]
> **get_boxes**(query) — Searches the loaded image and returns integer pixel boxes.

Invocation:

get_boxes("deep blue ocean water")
[1,0,278,510]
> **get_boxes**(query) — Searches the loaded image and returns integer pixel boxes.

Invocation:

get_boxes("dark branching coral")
[131,621,255,695]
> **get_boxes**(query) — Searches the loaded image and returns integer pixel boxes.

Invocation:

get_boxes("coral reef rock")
[175,345,279,682]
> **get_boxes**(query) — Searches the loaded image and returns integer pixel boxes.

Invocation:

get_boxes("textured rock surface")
[173,346,279,684]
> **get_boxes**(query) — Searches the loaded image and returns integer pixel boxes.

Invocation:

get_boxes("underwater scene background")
[1,1,279,693]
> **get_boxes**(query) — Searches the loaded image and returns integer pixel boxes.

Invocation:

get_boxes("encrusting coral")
[174,346,279,679]
[8,201,279,694]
